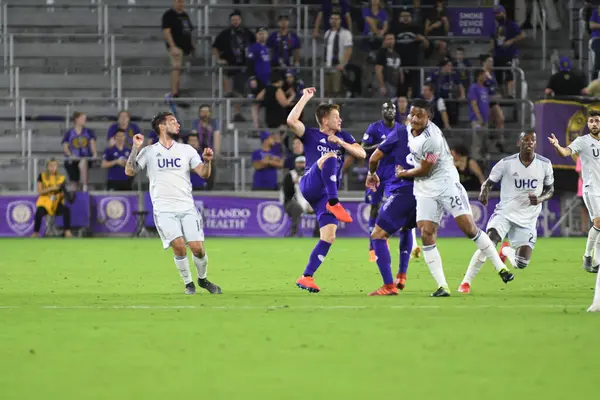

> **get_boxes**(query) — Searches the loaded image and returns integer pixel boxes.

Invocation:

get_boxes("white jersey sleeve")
[567,136,583,155]
[136,146,150,170]
[187,145,202,169]
[488,159,505,183]
[544,160,555,186]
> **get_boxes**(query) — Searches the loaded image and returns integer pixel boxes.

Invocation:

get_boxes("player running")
[362,101,421,262]
[365,115,417,295]
[398,99,514,297]
[125,112,221,295]
[459,130,554,293]
[287,87,366,293]
[548,110,600,312]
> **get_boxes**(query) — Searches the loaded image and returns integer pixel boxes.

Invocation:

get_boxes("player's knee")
[189,242,205,258]
[320,231,336,243]
[371,227,388,240]
[593,218,600,230]
[486,229,502,245]
[171,238,187,256]
[316,153,336,169]
[419,225,436,245]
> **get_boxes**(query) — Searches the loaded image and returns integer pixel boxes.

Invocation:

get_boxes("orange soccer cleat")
[296,276,321,293]
[499,242,510,264]
[395,273,407,290]
[458,282,471,294]
[368,284,399,296]
[326,202,353,223]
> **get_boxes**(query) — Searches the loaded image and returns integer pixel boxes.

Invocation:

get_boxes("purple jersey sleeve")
[467,84,478,101]
[341,130,356,144]
[102,148,113,161]
[61,131,70,144]
[251,149,263,162]
[377,130,398,155]
[107,123,117,140]
[362,123,379,146]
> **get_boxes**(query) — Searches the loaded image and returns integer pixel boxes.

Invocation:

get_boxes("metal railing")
[532,0,548,70]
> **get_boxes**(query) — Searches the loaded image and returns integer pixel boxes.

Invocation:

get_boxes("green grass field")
[0,237,599,399]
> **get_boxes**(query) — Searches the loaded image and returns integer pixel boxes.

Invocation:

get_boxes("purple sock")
[320,157,339,203]
[303,240,332,276]
[398,229,413,275]
[373,239,393,285]
[368,217,377,251]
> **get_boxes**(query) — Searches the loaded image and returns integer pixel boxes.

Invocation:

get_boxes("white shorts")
[416,182,472,225]
[583,192,600,220]
[153,209,205,249]
[486,213,536,249]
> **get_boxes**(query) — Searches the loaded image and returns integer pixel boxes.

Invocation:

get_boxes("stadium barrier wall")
[0,191,561,238]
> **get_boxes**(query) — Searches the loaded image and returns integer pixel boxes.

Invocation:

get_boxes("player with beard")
[125,112,222,295]
[459,130,554,293]
[549,110,600,312]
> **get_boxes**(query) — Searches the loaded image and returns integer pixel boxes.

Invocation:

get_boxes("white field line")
[0,304,589,310]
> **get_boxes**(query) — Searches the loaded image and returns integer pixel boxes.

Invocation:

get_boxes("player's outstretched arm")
[478,178,495,206]
[548,133,572,157]
[125,134,145,176]
[286,87,315,138]
[397,157,434,179]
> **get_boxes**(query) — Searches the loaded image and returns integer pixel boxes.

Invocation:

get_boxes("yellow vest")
[36,172,66,215]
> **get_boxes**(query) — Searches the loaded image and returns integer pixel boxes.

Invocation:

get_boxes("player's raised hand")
[365,173,380,190]
[528,193,540,205]
[547,133,559,147]
[302,87,316,99]
[132,134,144,149]
[202,147,214,162]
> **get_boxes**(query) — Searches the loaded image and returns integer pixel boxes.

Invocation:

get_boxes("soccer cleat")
[368,284,399,296]
[395,273,407,290]
[583,256,599,273]
[411,246,422,259]
[326,202,353,223]
[431,287,450,297]
[587,303,600,312]
[499,268,514,283]
[184,282,196,295]
[458,282,471,294]
[369,249,377,262]
[198,278,222,294]
[296,276,320,293]
[499,242,510,264]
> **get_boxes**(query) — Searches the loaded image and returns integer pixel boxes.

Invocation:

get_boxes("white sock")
[462,249,487,284]
[193,254,208,279]
[592,268,600,305]
[174,255,193,284]
[411,229,418,250]
[473,231,505,272]
[585,227,600,257]
[423,244,448,289]
[501,246,517,267]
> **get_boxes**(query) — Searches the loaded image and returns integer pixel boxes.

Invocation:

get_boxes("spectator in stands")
[375,33,402,97]
[453,47,472,89]
[284,137,305,170]
[481,54,505,137]
[468,69,491,158]
[212,10,255,122]
[426,58,464,125]
[33,158,72,238]
[590,6,600,79]
[424,0,449,60]
[282,69,305,113]
[422,83,449,130]
[577,156,589,234]
[362,0,389,54]
[390,8,429,98]
[107,110,141,147]
[490,5,524,98]
[101,129,132,191]
[545,56,587,97]
[190,104,221,156]
[248,27,271,92]
[256,71,295,130]
[162,0,195,106]
[323,12,353,97]
[395,96,409,124]
[450,143,485,192]
[388,0,424,25]
[282,156,311,237]
[313,0,352,39]
[62,112,97,192]
[583,1,594,36]
[268,14,301,69]
[252,131,283,191]
[187,134,213,190]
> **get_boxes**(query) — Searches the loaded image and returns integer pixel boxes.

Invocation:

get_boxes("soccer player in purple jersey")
[287,87,366,293]
[365,110,417,295]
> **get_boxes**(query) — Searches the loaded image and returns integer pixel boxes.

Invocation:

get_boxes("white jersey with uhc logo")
[568,134,600,195]
[488,153,554,228]
[406,121,460,197]
[136,142,202,213]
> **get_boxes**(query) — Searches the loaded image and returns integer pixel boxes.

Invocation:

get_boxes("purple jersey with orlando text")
[302,127,356,184]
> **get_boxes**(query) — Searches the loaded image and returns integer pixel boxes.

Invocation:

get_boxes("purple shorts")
[299,164,339,228]
[376,185,417,234]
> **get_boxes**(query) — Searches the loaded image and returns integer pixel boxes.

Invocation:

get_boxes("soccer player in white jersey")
[459,130,554,293]
[548,110,600,312]
[125,112,222,295]
[396,99,514,297]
